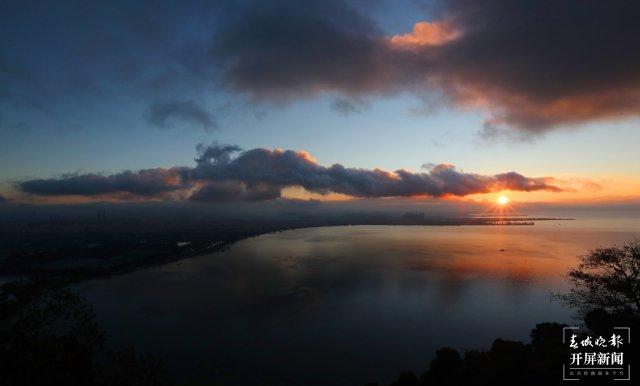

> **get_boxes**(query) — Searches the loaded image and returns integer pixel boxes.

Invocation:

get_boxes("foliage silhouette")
[372,241,640,386]
[0,279,173,386]
[556,241,640,315]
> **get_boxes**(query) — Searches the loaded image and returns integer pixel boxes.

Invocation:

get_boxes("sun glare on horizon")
[497,195,509,205]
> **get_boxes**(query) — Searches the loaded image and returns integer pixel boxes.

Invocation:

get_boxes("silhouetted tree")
[390,372,419,386]
[0,279,102,386]
[377,323,570,386]
[0,279,172,386]
[556,241,640,315]
[556,240,640,372]
[375,242,640,386]
[421,348,464,385]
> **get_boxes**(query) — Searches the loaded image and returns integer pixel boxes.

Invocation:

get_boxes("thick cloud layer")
[17,144,563,201]
[20,168,189,197]
[3,1,640,135]
[214,0,640,134]
[212,0,390,100]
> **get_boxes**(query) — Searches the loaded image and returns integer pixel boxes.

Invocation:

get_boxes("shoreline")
[0,217,573,283]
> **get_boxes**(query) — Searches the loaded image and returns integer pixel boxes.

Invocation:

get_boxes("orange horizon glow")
[5,173,640,205]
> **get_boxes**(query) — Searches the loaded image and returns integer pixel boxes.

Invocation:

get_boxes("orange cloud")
[214,1,640,134]
[389,21,461,48]
[16,144,565,202]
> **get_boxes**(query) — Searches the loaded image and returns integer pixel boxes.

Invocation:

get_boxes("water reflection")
[77,224,638,386]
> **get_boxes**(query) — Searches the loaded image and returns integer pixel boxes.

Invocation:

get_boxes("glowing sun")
[497,195,509,205]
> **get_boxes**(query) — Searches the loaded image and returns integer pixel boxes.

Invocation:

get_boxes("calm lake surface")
[77,215,639,385]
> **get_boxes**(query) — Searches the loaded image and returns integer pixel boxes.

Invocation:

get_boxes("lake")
[76,215,639,385]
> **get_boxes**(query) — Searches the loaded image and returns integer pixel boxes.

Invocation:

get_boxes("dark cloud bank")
[213,0,640,135]
[3,1,640,135]
[17,143,562,202]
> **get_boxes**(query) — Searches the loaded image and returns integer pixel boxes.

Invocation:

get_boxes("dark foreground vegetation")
[0,279,173,386]
[374,241,640,386]
[2,241,637,386]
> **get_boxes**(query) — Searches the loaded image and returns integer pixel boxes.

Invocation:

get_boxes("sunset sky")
[2,0,640,204]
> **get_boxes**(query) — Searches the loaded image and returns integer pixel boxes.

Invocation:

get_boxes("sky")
[1,0,640,205]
